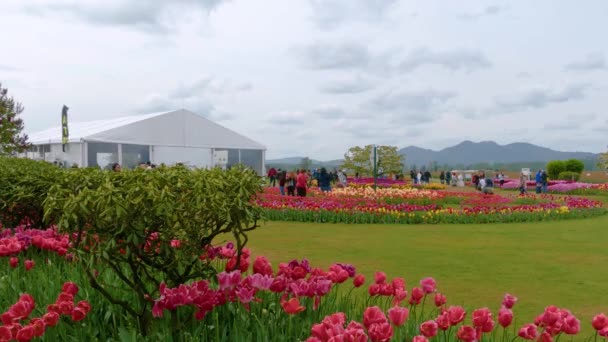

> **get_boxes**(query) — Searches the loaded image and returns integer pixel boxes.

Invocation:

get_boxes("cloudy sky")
[1,0,607,160]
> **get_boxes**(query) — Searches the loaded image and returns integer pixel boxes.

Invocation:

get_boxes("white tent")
[25,109,266,174]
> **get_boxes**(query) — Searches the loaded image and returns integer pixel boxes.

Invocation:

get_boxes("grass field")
[239,210,608,333]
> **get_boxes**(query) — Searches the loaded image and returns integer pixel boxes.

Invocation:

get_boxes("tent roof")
[28,109,266,150]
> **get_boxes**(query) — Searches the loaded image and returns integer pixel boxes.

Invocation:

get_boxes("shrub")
[546,160,566,180]
[564,159,585,174]
[558,171,581,181]
[43,165,263,336]
[0,156,62,227]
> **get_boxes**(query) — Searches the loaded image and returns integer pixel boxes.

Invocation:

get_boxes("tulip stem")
[595,331,598,342]
[420,295,427,321]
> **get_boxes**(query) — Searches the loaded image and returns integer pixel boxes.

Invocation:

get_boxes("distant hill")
[399,141,598,168]
[266,141,599,171]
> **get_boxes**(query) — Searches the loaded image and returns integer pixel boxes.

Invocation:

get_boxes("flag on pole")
[61,105,69,152]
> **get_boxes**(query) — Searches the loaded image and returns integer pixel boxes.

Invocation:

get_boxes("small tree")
[598,149,608,172]
[564,159,584,174]
[0,83,29,155]
[341,145,404,176]
[546,160,566,179]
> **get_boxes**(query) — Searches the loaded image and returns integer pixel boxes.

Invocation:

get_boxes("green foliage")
[558,171,581,181]
[597,150,608,171]
[341,145,404,176]
[0,83,30,155]
[43,165,263,335]
[546,160,566,179]
[0,156,62,227]
[564,159,585,173]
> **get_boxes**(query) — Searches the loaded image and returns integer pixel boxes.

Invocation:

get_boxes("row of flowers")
[151,242,608,341]
[257,188,606,224]
[501,179,608,194]
[0,282,90,342]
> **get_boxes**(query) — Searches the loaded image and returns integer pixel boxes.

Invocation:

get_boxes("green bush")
[43,165,263,336]
[558,171,581,181]
[0,156,62,227]
[546,160,566,180]
[565,159,585,174]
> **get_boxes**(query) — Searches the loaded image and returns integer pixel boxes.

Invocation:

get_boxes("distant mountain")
[399,140,598,168]
[266,141,599,171]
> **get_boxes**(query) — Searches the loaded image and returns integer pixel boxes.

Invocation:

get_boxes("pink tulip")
[368,322,393,342]
[448,306,466,325]
[434,292,447,307]
[412,336,429,342]
[388,306,409,326]
[409,287,424,305]
[9,257,18,268]
[363,306,388,329]
[518,324,538,340]
[498,308,513,328]
[420,277,436,294]
[502,293,518,309]
[374,272,387,284]
[593,313,608,331]
[457,325,477,342]
[419,320,438,338]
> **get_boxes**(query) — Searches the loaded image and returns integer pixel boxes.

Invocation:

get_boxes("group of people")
[267,167,348,197]
[410,170,433,185]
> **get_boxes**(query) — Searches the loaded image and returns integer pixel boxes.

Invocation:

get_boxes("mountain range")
[266,141,599,170]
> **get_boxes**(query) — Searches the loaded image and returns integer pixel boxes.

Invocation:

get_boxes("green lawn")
[239,214,608,331]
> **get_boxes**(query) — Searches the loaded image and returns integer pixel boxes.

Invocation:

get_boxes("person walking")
[410,170,416,184]
[286,171,296,196]
[416,171,422,185]
[278,170,287,195]
[541,170,548,193]
[498,172,505,188]
[439,171,445,184]
[519,172,528,195]
[296,169,308,197]
[535,169,542,194]
[318,167,332,192]
[267,167,277,187]
[445,170,452,186]
[424,170,431,184]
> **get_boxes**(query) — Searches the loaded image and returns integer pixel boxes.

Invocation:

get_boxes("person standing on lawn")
[541,170,548,193]
[296,169,308,197]
[439,171,445,184]
[445,170,452,186]
[318,167,332,192]
[519,172,528,195]
[535,169,542,194]
[267,167,277,187]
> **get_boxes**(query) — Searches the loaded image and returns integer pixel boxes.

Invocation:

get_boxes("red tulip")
[71,307,87,322]
[374,272,386,284]
[498,308,513,328]
[436,311,450,331]
[62,282,79,296]
[24,260,35,271]
[412,336,429,342]
[253,256,273,276]
[353,274,365,288]
[280,297,305,315]
[0,326,11,341]
[409,287,424,305]
[42,312,60,327]
[448,306,466,325]
[9,257,18,268]
[502,293,518,309]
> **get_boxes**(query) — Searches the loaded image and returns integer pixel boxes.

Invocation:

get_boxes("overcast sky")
[1,0,607,160]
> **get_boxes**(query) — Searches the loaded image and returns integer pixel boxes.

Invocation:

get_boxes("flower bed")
[500,179,608,195]
[3,232,608,341]
[257,188,606,224]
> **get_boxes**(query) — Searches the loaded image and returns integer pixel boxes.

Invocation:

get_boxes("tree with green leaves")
[341,145,404,176]
[0,83,29,155]
[598,148,608,172]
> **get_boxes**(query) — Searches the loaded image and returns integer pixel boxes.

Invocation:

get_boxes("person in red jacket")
[296,169,308,197]
[267,167,277,187]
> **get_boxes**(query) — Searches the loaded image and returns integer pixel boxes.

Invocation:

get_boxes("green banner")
[62,105,69,151]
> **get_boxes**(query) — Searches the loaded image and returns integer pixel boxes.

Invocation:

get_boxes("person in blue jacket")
[535,169,542,194]
[318,167,332,192]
